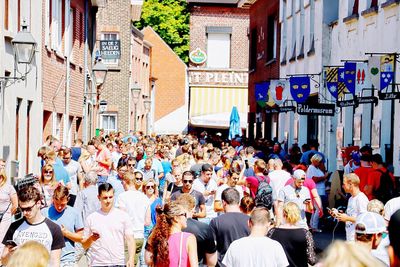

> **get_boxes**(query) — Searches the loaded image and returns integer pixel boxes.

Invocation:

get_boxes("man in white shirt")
[384,196,400,222]
[214,168,244,213]
[117,172,150,266]
[82,183,135,267]
[193,163,218,223]
[333,173,369,241]
[222,207,288,267]
[268,159,292,202]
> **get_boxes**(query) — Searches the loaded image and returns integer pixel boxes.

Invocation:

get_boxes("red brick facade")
[247,0,280,140]
[41,0,86,144]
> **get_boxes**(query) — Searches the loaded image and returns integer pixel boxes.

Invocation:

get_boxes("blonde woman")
[7,241,50,267]
[38,164,59,207]
[321,240,384,267]
[268,202,317,267]
[0,162,18,256]
[143,179,163,236]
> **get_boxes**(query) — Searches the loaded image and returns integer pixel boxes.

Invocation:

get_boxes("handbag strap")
[178,232,183,267]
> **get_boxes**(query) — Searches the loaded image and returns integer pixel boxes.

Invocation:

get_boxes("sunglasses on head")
[183,179,193,184]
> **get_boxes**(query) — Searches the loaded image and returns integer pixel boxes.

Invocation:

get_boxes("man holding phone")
[276,170,313,229]
[82,183,136,267]
[1,186,65,267]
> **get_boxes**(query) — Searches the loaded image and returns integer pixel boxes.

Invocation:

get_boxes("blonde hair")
[322,240,385,267]
[7,241,50,267]
[40,164,57,186]
[283,202,301,225]
[367,199,384,216]
[143,178,158,195]
[343,173,360,187]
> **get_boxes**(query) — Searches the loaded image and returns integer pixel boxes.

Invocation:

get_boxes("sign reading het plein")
[100,40,121,59]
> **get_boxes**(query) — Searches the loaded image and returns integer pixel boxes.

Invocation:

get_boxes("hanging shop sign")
[378,91,400,100]
[358,96,378,105]
[100,40,121,59]
[336,95,359,108]
[297,103,335,116]
[189,48,207,65]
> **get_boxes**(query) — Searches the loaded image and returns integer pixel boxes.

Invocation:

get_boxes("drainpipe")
[83,0,89,142]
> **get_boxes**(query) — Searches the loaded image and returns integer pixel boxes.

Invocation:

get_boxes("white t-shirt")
[278,185,310,229]
[63,159,82,195]
[215,184,244,202]
[117,190,150,239]
[85,208,134,266]
[384,196,400,221]
[193,178,218,219]
[222,236,288,267]
[345,192,369,241]
[306,165,325,196]
[268,170,292,201]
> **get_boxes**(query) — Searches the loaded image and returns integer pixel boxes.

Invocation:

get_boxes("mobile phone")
[5,240,17,247]
[303,198,311,204]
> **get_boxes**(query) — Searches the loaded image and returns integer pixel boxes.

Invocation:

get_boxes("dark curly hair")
[146,201,185,266]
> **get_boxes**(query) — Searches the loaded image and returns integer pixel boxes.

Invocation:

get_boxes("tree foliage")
[135,0,190,63]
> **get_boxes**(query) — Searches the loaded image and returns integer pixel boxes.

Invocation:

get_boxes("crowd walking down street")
[0,132,398,267]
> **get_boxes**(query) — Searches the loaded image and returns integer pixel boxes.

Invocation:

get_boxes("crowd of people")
[0,131,398,267]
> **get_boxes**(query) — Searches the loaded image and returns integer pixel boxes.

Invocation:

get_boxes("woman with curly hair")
[145,201,198,267]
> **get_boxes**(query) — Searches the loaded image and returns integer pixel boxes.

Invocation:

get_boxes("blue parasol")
[228,106,241,140]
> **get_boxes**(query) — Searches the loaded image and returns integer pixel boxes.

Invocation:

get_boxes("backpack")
[374,169,396,204]
[254,175,273,210]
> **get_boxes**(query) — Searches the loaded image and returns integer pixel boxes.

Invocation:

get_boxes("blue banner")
[380,71,393,91]
[289,76,310,103]
[255,82,270,107]
[344,62,356,95]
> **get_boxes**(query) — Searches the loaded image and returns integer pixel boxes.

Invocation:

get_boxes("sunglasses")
[146,185,155,189]
[179,212,187,218]
[19,202,38,212]
[183,180,193,184]
[128,164,135,167]
[44,170,53,174]
[135,178,143,181]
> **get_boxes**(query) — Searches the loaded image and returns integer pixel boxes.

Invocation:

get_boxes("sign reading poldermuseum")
[189,48,207,64]
[297,103,335,116]
[100,40,121,59]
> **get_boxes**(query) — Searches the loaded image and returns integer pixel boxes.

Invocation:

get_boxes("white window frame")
[206,32,231,69]
[101,32,119,65]
[309,0,315,51]
[52,113,62,139]
[100,113,118,134]
[51,0,63,52]
[281,0,287,62]
[67,7,74,58]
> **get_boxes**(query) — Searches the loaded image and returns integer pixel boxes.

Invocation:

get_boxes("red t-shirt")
[354,166,373,193]
[366,167,396,200]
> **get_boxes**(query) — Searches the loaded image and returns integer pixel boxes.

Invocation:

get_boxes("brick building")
[142,27,188,134]
[41,0,92,146]
[240,0,281,140]
[187,1,249,135]
[95,0,146,135]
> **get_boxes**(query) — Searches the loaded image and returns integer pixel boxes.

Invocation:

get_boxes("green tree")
[135,0,189,63]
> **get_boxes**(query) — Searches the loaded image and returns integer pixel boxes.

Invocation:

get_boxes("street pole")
[83,0,89,143]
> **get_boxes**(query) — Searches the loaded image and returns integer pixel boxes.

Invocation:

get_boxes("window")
[53,113,62,139]
[290,0,297,60]
[67,8,74,58]
[348,0,359,16]
[101,114,117,134]
[207,32,231,69]
[267,16,277,61]
[250,28,257,70]
[299,0,305,57]
[51,0,63,52]
[309,0,315,52]
[281,0,287,63]
[101,33,119,65]
[368,0,378,8]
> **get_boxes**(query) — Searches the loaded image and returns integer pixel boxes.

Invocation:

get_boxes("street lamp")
[92,59,108,86]
[12,22,37,65]
[144,99,151,135]
[0,21,37,82]
[131,83,141,132]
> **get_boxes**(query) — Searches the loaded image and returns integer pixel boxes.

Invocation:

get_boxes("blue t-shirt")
[42,205,84,263]
[300,150,326,165]
[53,161,71,185]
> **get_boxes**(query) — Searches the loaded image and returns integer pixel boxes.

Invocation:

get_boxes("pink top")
[168,232,191,267]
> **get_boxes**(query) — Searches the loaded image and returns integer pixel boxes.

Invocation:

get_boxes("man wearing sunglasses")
[276,170,312,229]
[214,168,244,213]
[2,186,65,267]
[171,171,206,219]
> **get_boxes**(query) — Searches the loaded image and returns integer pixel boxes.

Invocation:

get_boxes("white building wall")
[0,0,43,179]
[331,0,400,174]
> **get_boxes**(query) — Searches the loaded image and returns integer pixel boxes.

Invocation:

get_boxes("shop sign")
[297,103,335,116]
[358,96,378,105]
[189,48,207,65]
[336,98,358,108]
[100,40,121,59]
[378,91,400,100]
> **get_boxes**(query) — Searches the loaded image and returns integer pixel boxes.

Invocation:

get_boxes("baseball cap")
[350,151,361,164]
[293,169,306,180]
[355,212,386,234]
